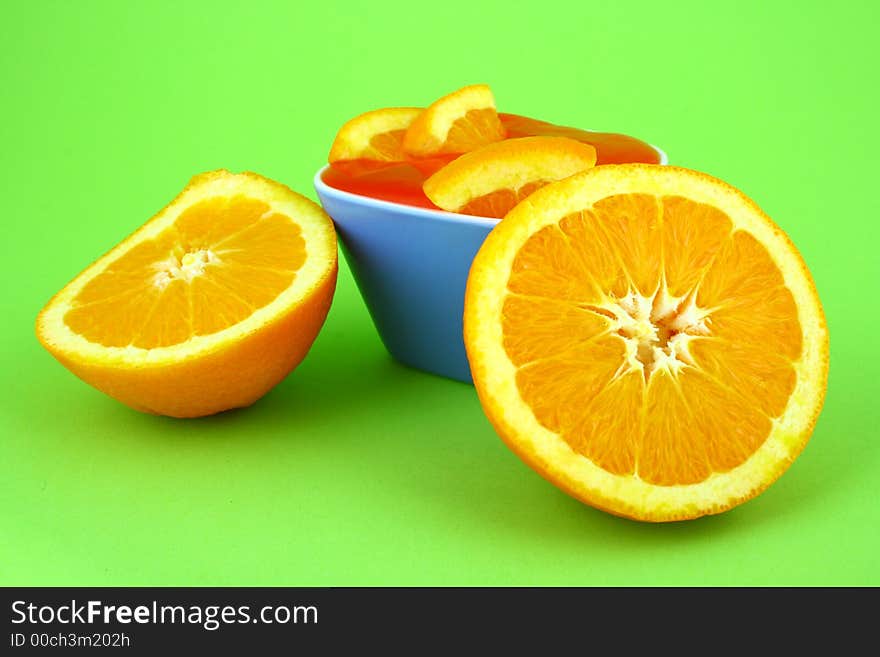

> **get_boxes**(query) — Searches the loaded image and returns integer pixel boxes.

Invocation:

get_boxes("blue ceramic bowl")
[314,166,495,382]
[314,149,667,383]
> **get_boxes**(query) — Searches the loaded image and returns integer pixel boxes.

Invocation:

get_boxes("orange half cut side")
[37,170,338,417]
[464,164,829,521]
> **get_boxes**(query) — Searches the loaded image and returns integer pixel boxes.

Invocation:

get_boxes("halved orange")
[464,164,828,521]
[403,84,506,157]
[423,136,596,218]
[328,107,422,162]
[36,170,338,418]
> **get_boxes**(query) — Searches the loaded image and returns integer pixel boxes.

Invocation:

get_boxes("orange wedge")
[36,170,338,418]
[423,136,596,218]
[464,164,829,521]
[328,107,422,162]
[403,84,506,157]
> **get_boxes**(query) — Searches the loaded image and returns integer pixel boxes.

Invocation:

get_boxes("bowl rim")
[313,142,668,227]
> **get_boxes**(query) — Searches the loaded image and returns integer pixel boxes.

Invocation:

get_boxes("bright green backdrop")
[2,1,877,586]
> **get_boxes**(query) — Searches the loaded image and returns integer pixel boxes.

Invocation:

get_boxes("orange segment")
[63,285,162,348]
[688,338,797,418]
[175,195,270,246]
[217,215,306,270]
[132,278,192,349]
[661,196,732,296]
[558,210,630,299]
[402,84,506,157]
[36,170,338,418]
[514,336,627,436]
[190,275,253,336]
[591,193,664,296]
[423,136,596,218]
[564,369,644,476]
[501,295,611,366]
[638,369,711,486]
[677,368,773,473]
[698,231,803,359]
[506,224,596,303]
[464,164,829,521]
[457,182,544,218]
[697,230,787,307]
[708,285,803,361]
[328,107,422,162]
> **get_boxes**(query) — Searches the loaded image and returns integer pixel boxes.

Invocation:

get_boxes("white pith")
[153,248,219,288]
[585,284,711,382]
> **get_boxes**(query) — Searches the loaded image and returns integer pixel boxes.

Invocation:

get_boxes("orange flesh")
[322,113,661,209]
[460,180,548,218]
[441,107,506,154]
[64,196,305,349]
[503,194,801,486]
[366,128,408,160]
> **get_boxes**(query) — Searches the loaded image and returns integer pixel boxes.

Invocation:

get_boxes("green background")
[2,1,877,586]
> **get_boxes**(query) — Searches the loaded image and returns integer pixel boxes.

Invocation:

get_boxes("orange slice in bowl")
[328,107,422,162]
[464,164,829,521]
[403,84,506,157]
[423,136,596,218]
[36,170,338,418]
